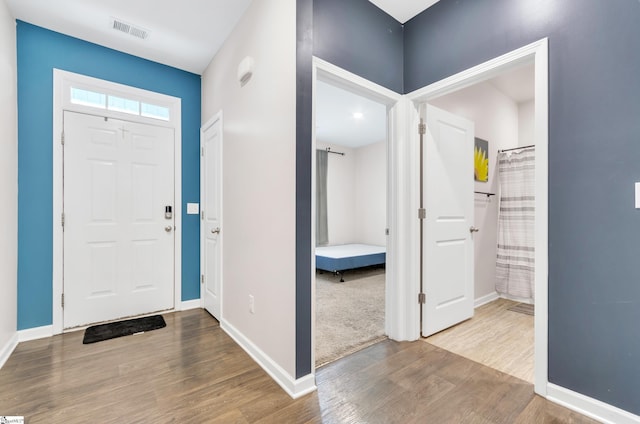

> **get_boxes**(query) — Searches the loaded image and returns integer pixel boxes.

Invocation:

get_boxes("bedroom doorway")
[314,76,389,367]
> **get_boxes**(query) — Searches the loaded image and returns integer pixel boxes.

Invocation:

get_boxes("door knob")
[165,226,173,232]
[469,226,480,233]
[211,227,221,234]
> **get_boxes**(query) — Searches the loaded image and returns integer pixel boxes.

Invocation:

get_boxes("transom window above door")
[70,86,170,121]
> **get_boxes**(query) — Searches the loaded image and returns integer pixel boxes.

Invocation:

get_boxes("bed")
[315,244,386,282]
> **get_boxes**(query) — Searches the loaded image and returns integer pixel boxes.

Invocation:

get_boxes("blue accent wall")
[17,21,201,330]
[404,0,640,415]
[313,0,403,93]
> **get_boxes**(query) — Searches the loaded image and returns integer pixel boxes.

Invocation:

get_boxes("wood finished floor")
[0,309,597,423]
[426,298,535,383]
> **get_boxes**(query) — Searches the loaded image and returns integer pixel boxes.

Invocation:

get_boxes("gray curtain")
[316,149,329,246]
[496,147,535,300]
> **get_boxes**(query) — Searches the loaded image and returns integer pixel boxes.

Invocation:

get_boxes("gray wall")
[296,0,313,378]
[313,0,403,93]
[296,0,403,378]
[405,0,640,414]
[301,0,640,413]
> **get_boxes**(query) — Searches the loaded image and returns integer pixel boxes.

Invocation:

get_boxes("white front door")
[201,115,222,319]
[63,111,175,328]
[421,104,475,337]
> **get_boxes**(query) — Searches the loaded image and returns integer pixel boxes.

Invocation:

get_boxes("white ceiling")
[368,0,441,23]
[5,0,252,74]
[5,1,442,75]
[316,80,387,149]
[488,64,535,104]
[317,63,534,150]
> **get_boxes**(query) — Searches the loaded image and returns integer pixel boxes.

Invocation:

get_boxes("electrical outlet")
[249,295,255,314]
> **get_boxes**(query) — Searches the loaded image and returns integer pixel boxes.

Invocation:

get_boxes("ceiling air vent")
[110,17,150,40]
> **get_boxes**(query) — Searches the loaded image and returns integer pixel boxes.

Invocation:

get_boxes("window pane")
[141,102,170,121]
[108,95,139,115]
[70,87,106,109]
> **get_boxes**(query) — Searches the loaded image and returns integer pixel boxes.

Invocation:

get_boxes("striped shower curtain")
[496,147,535,300]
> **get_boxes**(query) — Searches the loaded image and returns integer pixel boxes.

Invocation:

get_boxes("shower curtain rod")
[498,144,535,153]
[475,191,495,197]
[326,147,345,156]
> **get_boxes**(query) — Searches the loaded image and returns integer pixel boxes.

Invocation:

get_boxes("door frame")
[200,112,224,318]
[406,38,549,395]
[52,69,183,333]
[311,57,408,370]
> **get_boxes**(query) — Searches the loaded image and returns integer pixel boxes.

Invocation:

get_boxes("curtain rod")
[326,147,345,156]
[498,144,535,153]
[474,191,495,197]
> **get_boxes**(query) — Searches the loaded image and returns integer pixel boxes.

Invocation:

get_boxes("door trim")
[200,111,224,318]
[52,69,183,333]
[311,57,406,371]
[406,38,549,396]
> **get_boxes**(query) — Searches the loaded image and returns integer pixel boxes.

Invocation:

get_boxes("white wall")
[201,0,297,379]
[430,82,519,302]
[519,100,535,147]
[355,141,386,246]
[0,0,17,365]
[317,141,386,247]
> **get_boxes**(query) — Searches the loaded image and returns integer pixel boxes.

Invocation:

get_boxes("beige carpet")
[315,267,386,367]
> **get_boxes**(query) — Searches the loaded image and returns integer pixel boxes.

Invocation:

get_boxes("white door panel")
[422,104,475,337]
[201,116,222,319]
[64,111,175,328]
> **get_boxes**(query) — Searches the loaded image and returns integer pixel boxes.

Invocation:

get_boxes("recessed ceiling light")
[353,112,364,119]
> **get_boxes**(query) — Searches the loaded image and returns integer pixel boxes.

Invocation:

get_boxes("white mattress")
[315,244,385,259]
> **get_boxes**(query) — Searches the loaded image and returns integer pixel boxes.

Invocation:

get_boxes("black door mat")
[83,315,166,344]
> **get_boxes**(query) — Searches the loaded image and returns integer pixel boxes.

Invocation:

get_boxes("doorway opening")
[312,58,402,369]
[314,78,389,367]
[423,63,536,383]
[408,38,548,394]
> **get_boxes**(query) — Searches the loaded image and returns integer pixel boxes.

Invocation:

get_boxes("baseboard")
[499,292,534,304]
[180,299,202,311]
[547,383,640,424]
[474,291,499,308]
[221,319,317,399]
[18,325,54,342]
[0,333,18,369]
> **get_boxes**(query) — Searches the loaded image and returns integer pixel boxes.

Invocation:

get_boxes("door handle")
[211,227,221,234]
[165,226,173,232]
[469,226,480,233]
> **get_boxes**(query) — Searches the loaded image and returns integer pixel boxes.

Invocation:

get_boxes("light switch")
[636,183,640,209]
[187,203,199,214]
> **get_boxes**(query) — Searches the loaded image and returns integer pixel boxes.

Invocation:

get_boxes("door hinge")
[418,293,426,304]
[201,147,205,157]
[61,212,65,228]
[385,228,389,236]
[61,131,65,145]
[418,120,426,136]
[201,274,204,284]
[418,208,426,220]
[61,293,65,308]
[201,210,204,220]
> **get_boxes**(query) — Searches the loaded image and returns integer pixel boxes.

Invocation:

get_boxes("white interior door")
[201,115,222,319]
[421,104,475,337]
[63,111,175,328]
